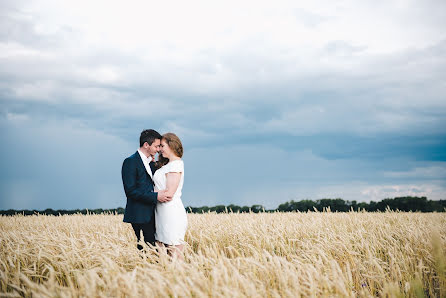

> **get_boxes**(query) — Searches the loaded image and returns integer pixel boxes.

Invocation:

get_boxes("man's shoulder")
[123,152,139,164]
[129,151,139,159]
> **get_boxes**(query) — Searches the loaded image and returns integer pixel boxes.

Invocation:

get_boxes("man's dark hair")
[140,129,162,147]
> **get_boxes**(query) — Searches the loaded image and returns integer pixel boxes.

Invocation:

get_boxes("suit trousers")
[131,216,156,249]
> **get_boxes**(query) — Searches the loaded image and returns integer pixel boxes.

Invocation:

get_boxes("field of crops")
[1,211,445,297]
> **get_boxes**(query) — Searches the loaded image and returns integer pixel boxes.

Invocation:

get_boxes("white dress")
[153,159,187,245]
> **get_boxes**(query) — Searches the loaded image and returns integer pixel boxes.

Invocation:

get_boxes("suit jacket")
[121,151,158,223]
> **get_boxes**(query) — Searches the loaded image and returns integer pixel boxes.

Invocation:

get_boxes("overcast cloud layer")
[1,0,446,210]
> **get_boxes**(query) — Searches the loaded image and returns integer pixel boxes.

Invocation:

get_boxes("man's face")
[146,139,161,157]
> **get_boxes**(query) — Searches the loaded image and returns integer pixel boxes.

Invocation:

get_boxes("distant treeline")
[276,196,446,212]
[189,196,446,213]
[1,196,445,216]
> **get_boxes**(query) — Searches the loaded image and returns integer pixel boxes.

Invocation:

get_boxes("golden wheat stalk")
[1,211,445,297]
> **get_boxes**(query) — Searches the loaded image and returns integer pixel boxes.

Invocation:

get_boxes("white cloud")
[2,0,444,136]
[360,183,446,201]
[11,80,59,102]
[384,164,446,179]
[0,42,51,59]
[6,112,30,122]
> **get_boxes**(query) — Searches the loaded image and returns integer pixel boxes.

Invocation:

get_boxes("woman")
[153,133,187,260]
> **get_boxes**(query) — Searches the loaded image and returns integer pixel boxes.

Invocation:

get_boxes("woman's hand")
[157,189,172,203]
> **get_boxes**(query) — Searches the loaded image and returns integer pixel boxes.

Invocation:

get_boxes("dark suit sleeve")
[122,157,158,205]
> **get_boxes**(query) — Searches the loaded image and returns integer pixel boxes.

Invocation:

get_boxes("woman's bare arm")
[165,172,181,197]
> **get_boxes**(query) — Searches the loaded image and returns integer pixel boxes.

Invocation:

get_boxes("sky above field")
[1,0,446,210]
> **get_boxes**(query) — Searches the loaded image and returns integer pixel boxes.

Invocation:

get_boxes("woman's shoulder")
[169,159,183,165]
[167,159,184,172]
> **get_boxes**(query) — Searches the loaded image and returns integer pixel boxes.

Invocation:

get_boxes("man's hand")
[157,189,172,203]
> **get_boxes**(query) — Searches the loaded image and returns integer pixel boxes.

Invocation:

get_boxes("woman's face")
[160,139,173,158]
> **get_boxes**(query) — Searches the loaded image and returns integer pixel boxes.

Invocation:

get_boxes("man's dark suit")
[121,151,158,247]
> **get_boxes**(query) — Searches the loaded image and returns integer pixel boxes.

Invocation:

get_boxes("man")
[121,129,171,250]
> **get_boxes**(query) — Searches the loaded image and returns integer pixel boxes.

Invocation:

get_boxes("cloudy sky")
[1,0,445,210]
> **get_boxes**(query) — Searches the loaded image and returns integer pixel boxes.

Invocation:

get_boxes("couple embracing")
[121,129,187,259]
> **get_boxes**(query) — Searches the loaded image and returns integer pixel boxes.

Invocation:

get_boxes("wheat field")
[0,211,445,297]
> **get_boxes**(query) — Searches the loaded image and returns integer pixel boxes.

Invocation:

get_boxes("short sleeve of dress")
[167,160,184,173]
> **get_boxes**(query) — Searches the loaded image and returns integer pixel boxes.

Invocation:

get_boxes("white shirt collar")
[137,149,154,178]
[137,149,152,163]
